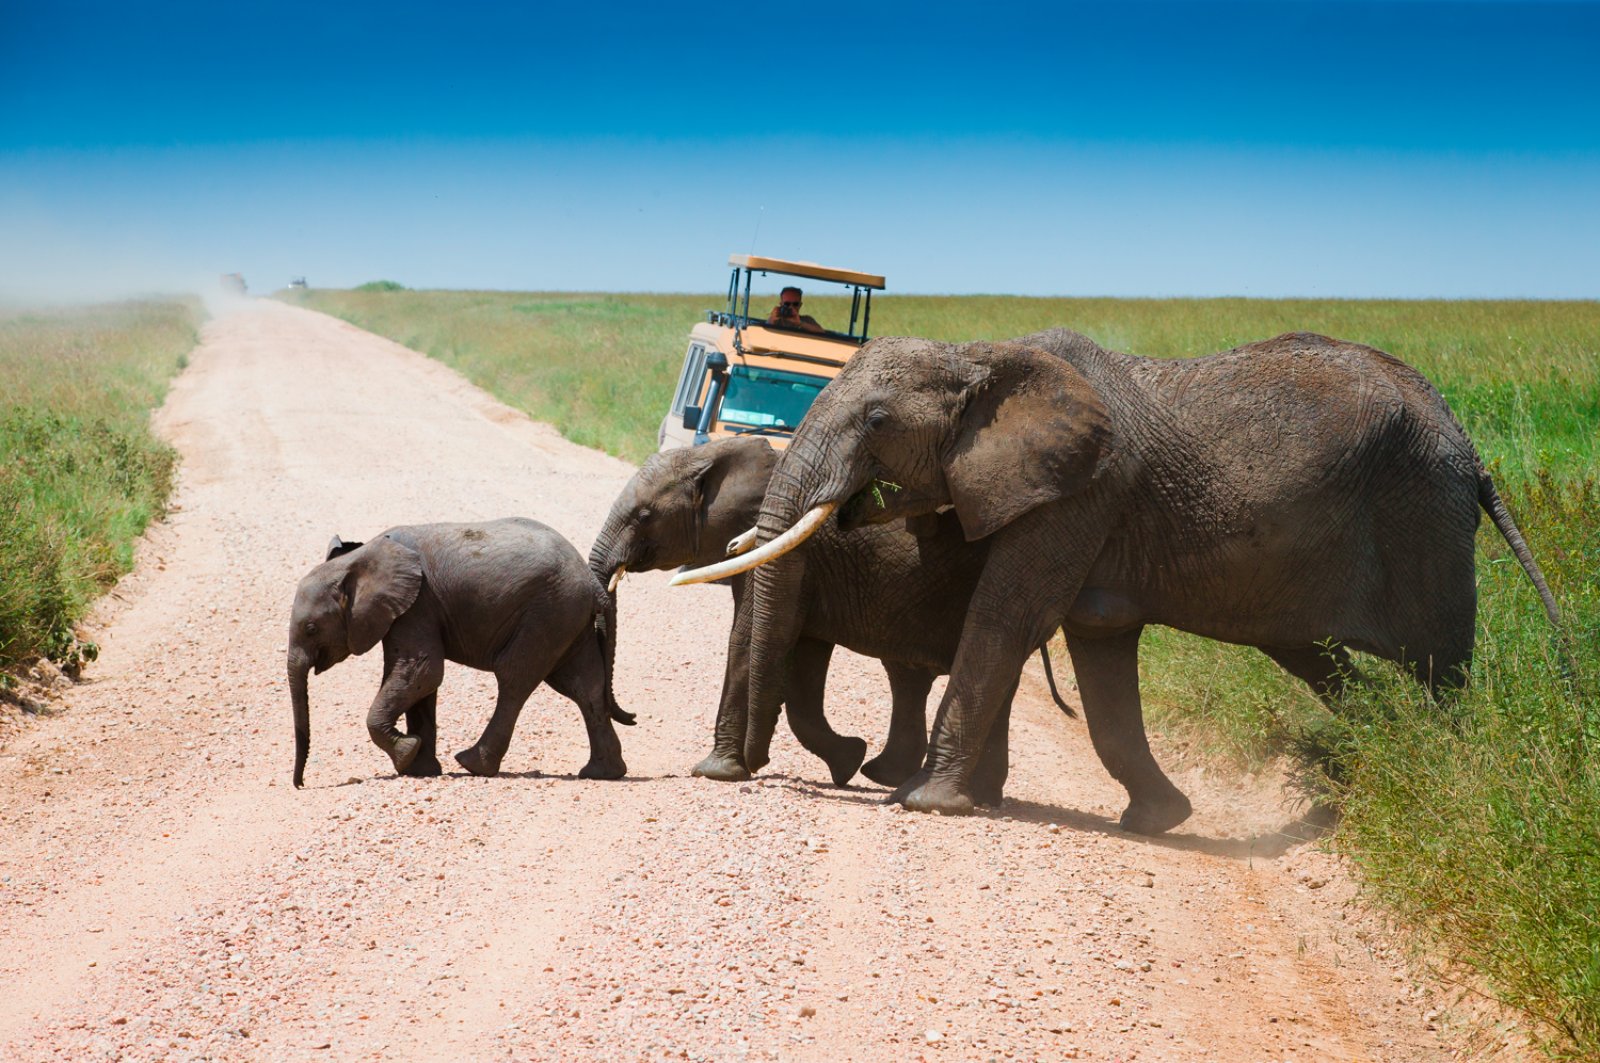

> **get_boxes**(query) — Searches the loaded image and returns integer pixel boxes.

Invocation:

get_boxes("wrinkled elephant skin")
[732,329,1560,830]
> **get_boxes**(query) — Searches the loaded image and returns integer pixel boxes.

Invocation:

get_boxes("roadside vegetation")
[287,285,1598,1056]
[0,300,199,672]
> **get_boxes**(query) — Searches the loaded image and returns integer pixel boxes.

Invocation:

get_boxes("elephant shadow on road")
[761,773,1337,861]
[477,770,667,783]
[998,796,1338,861]
[324,770,671,787]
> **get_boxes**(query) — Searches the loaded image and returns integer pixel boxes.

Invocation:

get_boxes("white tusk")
[670,503,836,586]
[726,526,759,557]
[608,565,625,593]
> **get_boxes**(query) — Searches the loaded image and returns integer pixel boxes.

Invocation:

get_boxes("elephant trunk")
[744,435,843,771]
[289,648,312,788]
[588,507,632,594]
[586,510,633,726]
[597,582,629,725]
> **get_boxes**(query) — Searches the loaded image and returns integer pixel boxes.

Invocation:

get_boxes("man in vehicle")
[766,285,825,334]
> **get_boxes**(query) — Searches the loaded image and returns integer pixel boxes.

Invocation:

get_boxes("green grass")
[283,285,1598,1055]
[0,300,199,670]
[1326,473,1599,1057]
[284,289,1600,477]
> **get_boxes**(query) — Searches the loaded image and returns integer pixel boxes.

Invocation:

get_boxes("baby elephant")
[287,518,633,788]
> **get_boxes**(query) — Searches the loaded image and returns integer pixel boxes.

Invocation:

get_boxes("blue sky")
[3,1,1597,298]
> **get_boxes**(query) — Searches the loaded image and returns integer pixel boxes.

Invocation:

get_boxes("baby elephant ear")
[342,536,423,655]
[944,344,1112,542]
[325,535,365,561]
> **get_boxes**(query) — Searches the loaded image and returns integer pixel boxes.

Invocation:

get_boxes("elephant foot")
[970,760,1008,808]
[401,753,443,778]
[389,735,422,775]
[578,757,627,781]
[971,777,1006,809]
[861,747,925,788]
[692,751,751,782]
[822,737,868,788]
[889,772,976,816]
[454,745,502,778]
[1119,791,1193,836]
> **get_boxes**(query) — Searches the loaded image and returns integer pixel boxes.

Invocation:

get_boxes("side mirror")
[682,405,702,430]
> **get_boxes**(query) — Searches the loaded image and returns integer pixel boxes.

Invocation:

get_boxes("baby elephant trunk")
[289,650,312,788]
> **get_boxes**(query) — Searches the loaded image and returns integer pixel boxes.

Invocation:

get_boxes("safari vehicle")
[659,255,886,451]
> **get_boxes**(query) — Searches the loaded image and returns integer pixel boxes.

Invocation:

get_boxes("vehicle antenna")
[748,206,764,256]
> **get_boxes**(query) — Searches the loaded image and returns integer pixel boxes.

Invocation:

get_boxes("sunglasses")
[782,299,802,307]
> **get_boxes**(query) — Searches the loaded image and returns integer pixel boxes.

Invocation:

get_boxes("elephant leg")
[892,627,1035,817]
[455,677,537,779]
[694,588,755,782]
[783,638,867,787]
[1405,631,1473,696]
[969,686,1016,808]
[860,663,934,788]
[367,644,444,777]
[891,528,1113,816]
[545,638,627,780]
[1261,643,1355,706]
[1066,630,1191,835]
[400,691,443,777]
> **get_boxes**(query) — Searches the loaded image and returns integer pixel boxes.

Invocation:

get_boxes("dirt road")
[0,301,1457,1061]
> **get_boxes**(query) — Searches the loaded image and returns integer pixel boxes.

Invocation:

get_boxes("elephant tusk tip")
[607,566,625,593]
[726,526,759,557]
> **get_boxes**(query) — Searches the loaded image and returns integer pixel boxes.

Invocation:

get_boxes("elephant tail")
[1478,469,1562,628]
[1038,642,1077,718]
[591,578,635,726]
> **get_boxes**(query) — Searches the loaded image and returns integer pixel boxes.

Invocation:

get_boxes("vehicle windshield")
[719,365,828,431]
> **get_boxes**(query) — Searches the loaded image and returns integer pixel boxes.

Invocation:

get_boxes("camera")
[777,303,796,318]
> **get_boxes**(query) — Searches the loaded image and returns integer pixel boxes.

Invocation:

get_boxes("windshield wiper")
[727,424,791,437]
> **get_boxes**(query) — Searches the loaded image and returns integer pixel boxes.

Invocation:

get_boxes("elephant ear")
[342,536,423,655]
[693,438,776,536]
[325,535,364,561]
[943,344,1112,542]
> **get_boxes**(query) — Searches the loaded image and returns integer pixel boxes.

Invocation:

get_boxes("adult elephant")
[674,329,1560,832]
[590,436,1071,795]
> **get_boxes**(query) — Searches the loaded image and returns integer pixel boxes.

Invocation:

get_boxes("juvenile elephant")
[676,330,1560,832]
[287,518,633,788]
[590,436,1070,796]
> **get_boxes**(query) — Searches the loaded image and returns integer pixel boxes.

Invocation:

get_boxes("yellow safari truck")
[659,255,886,451]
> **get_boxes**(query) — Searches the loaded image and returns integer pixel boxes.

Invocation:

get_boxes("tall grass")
[1327,474,1599,1057]
[285,285,1598,1054]
[0,300,198,670]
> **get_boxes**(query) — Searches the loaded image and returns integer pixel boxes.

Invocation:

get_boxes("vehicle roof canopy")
[729,255,886,291]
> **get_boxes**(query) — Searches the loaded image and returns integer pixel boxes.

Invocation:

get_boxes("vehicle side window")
[671,344,709,415]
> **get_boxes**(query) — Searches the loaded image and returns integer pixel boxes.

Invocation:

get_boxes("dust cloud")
[0,214,247,314]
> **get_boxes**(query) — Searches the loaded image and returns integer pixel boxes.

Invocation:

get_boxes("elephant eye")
[636,508,653,525]
[865,409,889,432]
[304,621,318,635]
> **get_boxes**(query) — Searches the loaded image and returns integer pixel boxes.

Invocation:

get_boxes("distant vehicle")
[220,273,247,295]
[660,255,886,452]
[289,276,308,289]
